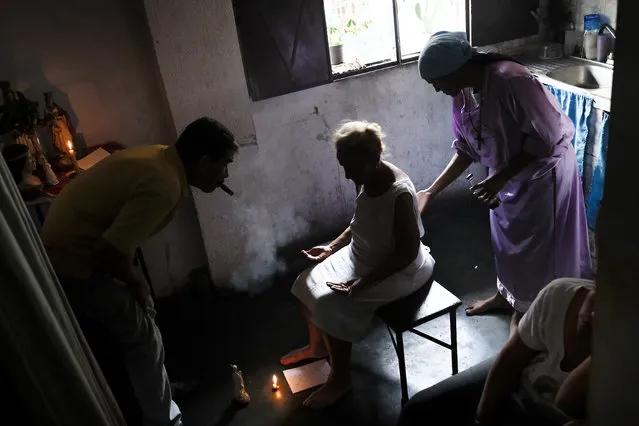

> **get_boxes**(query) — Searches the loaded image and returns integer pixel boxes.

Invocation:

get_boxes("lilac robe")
[452,61,593,312]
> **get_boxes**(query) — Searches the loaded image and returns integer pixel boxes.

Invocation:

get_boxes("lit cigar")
[219,183,234,196]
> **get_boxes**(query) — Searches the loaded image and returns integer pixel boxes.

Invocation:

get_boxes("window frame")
[232,0,538,100]
[328,0,471,80]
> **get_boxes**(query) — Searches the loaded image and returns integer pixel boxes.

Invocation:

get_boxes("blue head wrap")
[418,31,477,81]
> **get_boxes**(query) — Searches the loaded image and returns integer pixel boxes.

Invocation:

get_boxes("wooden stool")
[376,280,462,405]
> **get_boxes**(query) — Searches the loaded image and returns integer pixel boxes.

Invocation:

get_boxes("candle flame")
[67,140,73,150]
[272,374,277,385]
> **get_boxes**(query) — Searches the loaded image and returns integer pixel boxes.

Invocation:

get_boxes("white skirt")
[291,244,435,342]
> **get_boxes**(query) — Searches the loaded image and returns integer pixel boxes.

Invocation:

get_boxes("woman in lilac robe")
[416,31,592,325]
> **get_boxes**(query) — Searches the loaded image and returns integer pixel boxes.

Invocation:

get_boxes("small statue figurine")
[43,92,76,157]
[1,142,42,199]
[230,364,251,405]
[30,132,59,186]
[1,82,58,186]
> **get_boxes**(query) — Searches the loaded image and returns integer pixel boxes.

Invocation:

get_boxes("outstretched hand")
[327,278,363,297]
[417,190,434,215]
[302,245,334,262]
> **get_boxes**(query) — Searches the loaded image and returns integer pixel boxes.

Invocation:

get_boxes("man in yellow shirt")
[41,117,237,426]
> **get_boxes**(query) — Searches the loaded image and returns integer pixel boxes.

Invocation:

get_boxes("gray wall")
[571,0,617,29]
[1,0,173,149]
[1,0,207,296]
[145,0,479,294]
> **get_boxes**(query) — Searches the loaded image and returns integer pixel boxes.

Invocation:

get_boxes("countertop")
[516,54,613,112]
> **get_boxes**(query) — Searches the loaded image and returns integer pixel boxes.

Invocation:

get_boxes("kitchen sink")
[546,64,613,89]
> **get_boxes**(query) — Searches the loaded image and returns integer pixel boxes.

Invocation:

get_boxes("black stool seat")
[376,279,462,405]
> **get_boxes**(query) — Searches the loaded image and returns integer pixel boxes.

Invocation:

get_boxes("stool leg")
[396,331,409,406]
[450,310,459,375]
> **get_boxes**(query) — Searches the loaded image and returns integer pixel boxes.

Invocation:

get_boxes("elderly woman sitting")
[398,277,595,426]
[280,121,436,408]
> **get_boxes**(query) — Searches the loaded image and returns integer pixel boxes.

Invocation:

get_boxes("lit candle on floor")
[272,374,279,391]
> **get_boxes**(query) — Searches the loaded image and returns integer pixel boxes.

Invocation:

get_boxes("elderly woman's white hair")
[332,120,386,159]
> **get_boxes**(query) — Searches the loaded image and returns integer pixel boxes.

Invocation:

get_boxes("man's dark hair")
[175,117,238,167]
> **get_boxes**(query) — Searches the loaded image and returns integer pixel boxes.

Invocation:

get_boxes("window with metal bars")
[232,0,539,101]
[326,0,466,77]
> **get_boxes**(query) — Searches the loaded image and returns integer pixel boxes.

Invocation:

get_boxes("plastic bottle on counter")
[583,14,600,60]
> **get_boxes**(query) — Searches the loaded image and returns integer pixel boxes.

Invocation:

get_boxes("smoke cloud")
[229,204,309,295]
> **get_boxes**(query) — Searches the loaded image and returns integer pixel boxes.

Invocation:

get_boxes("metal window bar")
[328,0,405,79]
[392,0,402,64]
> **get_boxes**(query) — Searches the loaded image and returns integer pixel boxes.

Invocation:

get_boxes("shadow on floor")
[155,195,511,426]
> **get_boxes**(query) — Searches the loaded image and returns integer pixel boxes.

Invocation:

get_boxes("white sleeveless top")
[349,178,425,274]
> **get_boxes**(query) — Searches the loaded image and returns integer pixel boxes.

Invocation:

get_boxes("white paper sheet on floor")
[282,360,331,393]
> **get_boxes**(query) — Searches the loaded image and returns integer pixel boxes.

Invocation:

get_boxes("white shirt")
[518,278,595,403]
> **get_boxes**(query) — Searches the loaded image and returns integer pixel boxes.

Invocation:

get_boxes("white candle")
[67,140,78,170]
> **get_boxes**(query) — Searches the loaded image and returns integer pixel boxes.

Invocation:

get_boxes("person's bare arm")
[418,152,473,213]
[555,356,591,419]
[97,185,178,307]
[475,329,539,424]
[302,227,352,262]
[427,152,474,196]
[329,226,352,251]
[344,193,420,295]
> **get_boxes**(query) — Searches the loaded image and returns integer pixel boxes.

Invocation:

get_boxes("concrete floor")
[157,195,510,426]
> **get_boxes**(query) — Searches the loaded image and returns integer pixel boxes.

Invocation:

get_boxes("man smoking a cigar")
[41,117,238,426]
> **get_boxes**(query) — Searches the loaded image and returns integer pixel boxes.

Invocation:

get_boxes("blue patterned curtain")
[545,85,609,229]
[586,112,609,229]
[545,85,593,178]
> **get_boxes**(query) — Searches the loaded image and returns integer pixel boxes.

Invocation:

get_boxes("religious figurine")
[0,82,59,186]
[14,133,38,177]
[1,84,43,196]
[0,82,24,135]
[1,142,42,199]
[43,92,74,150]
[43,92,77,171]
[230,364,251,405]
[30,132,59,185]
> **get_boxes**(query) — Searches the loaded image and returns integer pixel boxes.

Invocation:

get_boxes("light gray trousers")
[60,273,181,426]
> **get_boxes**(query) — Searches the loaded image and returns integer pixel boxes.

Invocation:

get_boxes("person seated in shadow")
[280,120,436,408]
[398,277,595,426]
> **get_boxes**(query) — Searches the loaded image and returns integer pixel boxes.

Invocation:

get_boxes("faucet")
[597,24,616,62]
[599,23,616,39]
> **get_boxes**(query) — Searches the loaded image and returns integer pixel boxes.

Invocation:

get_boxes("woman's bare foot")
[465,292,511,316]
[280,344,328,366]
[303,377,352,409]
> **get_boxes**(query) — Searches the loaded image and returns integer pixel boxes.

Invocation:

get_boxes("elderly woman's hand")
[302,245,334,262]
[327,278,365,297]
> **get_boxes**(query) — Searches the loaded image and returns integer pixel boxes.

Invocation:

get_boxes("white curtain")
[0,156,124,425]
